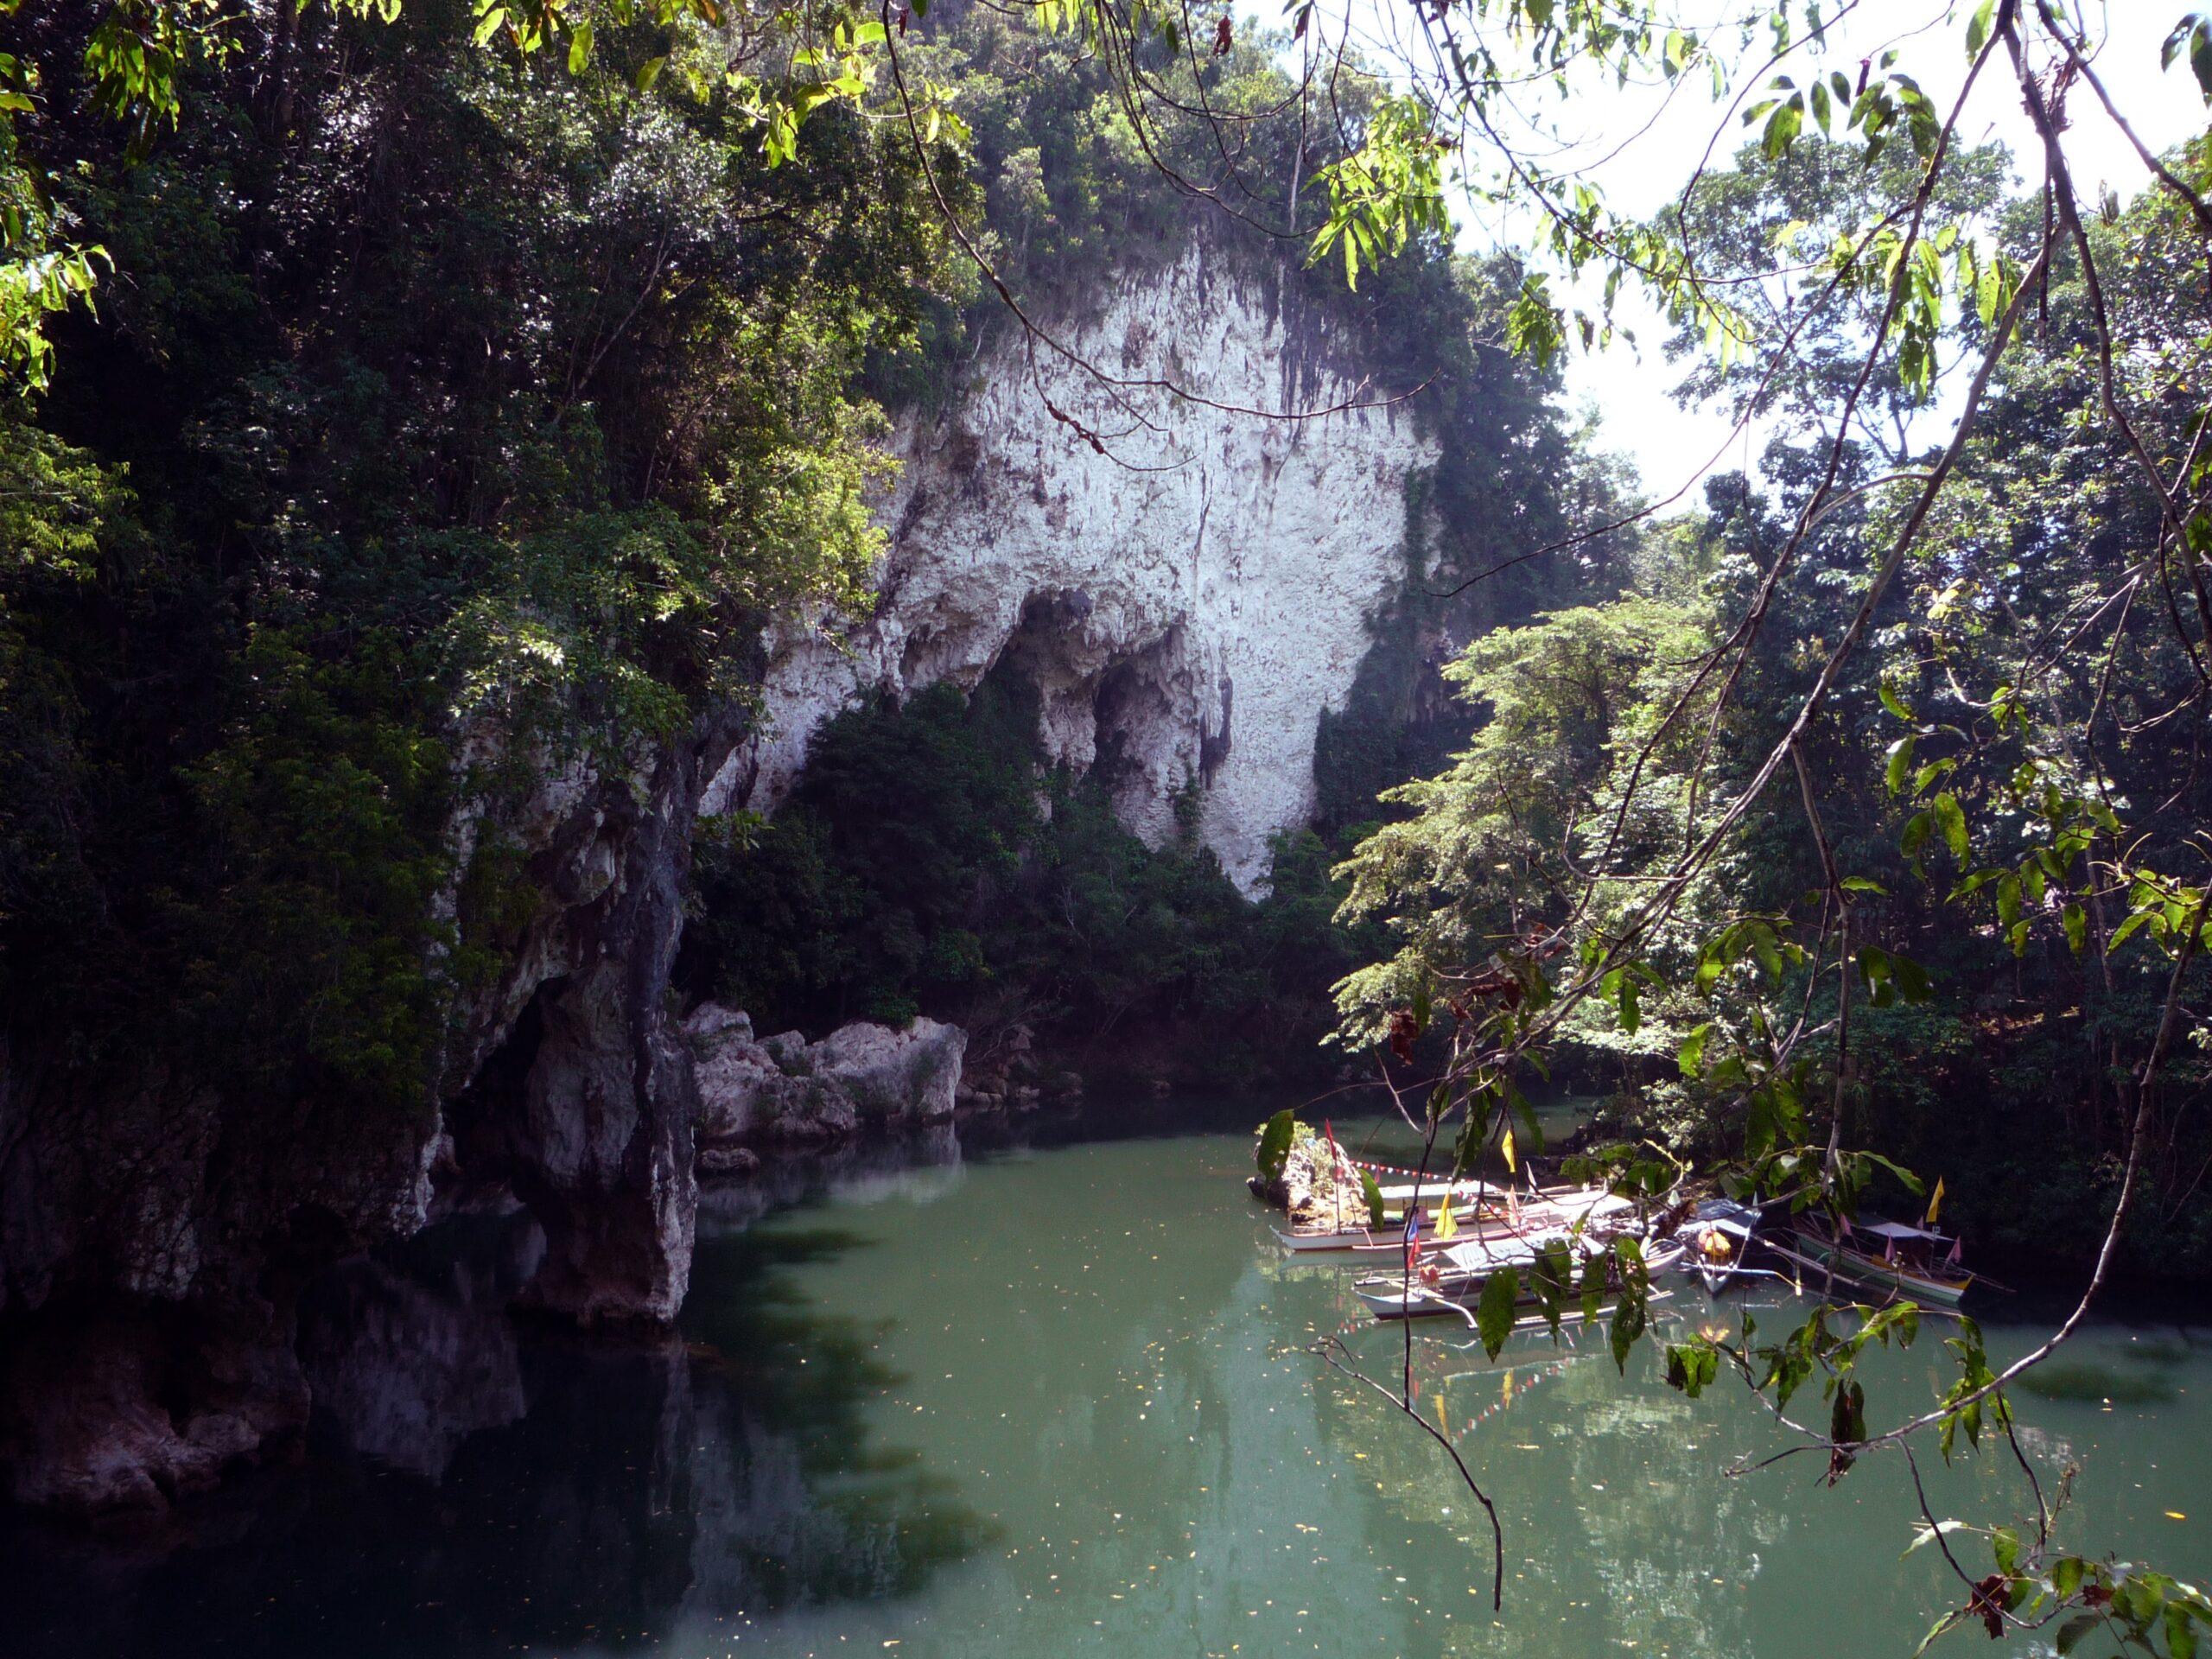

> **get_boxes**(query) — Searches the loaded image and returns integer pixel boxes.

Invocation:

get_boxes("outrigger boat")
[1352,1230,1688,1319]
[1274,1184,1637,1255]
[1783,1216,1974,1306]
[1683,1198,1763,1294]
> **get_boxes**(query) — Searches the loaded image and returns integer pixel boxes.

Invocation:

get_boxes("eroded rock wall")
[711,245,1434,894]
[0,708,741,1516]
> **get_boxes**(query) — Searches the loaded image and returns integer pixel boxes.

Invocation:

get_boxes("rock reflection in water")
[1,1179,990,1657]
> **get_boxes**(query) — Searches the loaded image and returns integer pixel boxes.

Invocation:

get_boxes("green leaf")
[1993,1525,2020,1575]
[1360,1170,1385,1228]
[566,18,593,73]
[1902,811,1931,868]
[2063,902,2087,954]
[1878,678,1916,721]
[1760,95,1803,160]
[2109,909,2155,950]
[2054,1613,2101,1656]
[1888,951,1932,1004]
[1932,791,1969,862]
[1678,1021,1713,1078]
[1665,1340,1719,1397]
[1904,1518,1972,1557]
[1885,734,1915,794]
[1829,1378,1866,1467]
[1964,0,1996,60]
[1529,1239,1574,1334]
[636,54,667,90]
[2052,1557,2085,1602]
[2171,1599,2202,1659]
[1841,876,1888,895]
[1580,1249,1607,1327]
[1608,1239,1648,1373]
[1477,1267,1521,1359]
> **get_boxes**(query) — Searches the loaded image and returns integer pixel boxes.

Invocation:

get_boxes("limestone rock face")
[809,1020,966,1124]
[0,709,741,1514]
[709,246,1436,894]
[442,718,734,1327]
[684,1004,965,1164]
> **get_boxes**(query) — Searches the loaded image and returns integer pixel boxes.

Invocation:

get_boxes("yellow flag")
[1501,1127,1517,1173]
[1434,1197,1458,1240]
[1926,1176,1946,1227]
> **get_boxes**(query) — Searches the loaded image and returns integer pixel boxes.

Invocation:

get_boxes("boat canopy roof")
[1851,1217,1953,1243]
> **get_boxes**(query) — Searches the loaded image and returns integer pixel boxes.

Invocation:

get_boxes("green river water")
[7,1114,2208,1657]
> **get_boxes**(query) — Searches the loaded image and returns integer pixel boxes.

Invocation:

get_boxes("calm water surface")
[7,1113,2208,1656]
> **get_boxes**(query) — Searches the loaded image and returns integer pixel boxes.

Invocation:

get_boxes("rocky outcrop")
[428,713,750,1327]
[709,245,1436,894]
[0,706,740,1516]
[684,1004,965,1169]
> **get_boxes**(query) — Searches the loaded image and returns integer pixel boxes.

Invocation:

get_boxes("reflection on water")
[3,1114,2209,1659]
[0,1179,991,1657]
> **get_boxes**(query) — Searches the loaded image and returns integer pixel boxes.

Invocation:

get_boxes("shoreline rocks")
[684,1005,967,1167]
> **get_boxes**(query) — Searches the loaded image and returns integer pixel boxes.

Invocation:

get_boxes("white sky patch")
[1239,1,2212,503]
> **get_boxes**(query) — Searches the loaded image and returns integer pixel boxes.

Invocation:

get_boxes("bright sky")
[1546,3,2209,502]
[1268,2,2212,506]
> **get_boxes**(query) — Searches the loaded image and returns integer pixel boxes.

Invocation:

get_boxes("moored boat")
[1274,1183,1639,1255]
[1786,1216,1974,1305]
[1353,1231,1686,1319]
[1683,1198,1763,1294]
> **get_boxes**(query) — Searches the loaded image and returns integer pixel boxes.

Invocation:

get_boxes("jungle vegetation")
[8,0,2212,1648]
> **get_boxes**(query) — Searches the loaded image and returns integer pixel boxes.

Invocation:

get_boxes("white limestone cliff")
[706,246,1436,894]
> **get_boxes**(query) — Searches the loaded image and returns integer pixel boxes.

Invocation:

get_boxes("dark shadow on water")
[2015,1359,2178,1404]
[0,1209,995,1658]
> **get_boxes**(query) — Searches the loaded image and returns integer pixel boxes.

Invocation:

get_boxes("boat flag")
[1925,1176,1946,1227]
[1325,1119,1346,1225]
[1434,1196,1458,1241]
[1403,1205,1421,1270]
[1501,1126,1517,1173]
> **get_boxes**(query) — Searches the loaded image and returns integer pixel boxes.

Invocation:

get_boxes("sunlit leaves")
[2165,13,2212,104]
[1855,944,1931,1007]
[1307,96,1451,290]
[1475,1266,1520,1358]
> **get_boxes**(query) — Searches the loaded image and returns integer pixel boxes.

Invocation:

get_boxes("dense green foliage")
[0,0,953,1137]
[1333,134,2212,1275]
[0,0,1614,1128]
